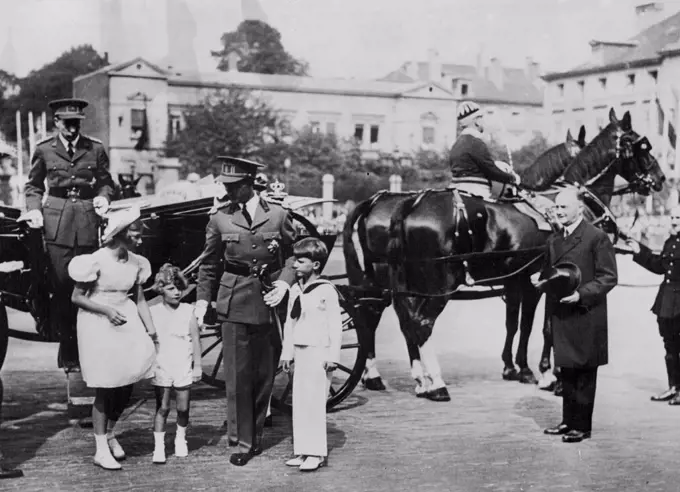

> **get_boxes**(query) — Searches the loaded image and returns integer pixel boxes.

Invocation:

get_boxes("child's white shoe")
[93,452,122,470]
[174,438,188,458]
[285,455,305,467]
[107,437,126,460]
[152,447,166,464]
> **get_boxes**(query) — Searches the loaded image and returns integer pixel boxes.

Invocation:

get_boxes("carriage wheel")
[199,295,366,412]
[0,303,9,371]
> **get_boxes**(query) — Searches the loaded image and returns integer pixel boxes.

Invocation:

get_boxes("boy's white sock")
[94,434,110,456]
[154,431,165,449]
[176,424,187,441]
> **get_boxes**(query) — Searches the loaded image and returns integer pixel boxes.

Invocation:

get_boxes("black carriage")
[0,183,366,413]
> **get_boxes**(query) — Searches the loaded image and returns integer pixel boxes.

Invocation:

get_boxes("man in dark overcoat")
[21,98,115,371]
[532,188,618,443]
[628,206,680,404]
[195,157,296,466]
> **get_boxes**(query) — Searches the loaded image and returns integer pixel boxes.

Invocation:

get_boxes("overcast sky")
[2,0,680,79]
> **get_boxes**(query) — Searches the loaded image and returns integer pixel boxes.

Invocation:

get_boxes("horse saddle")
[509,194,558,232]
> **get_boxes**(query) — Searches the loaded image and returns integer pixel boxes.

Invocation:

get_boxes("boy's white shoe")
[285,455,305,467]
[93,452,122,470]
[107,437,126,460]
[299,456,326,472]
[152,447,166,464]
[174,438,188,458]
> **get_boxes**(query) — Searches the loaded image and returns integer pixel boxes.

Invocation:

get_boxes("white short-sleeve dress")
[68,248,156,388]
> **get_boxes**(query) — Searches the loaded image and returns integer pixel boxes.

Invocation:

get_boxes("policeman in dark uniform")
[195,157,296,466]
[629,208,680,404]
[21,98,115,372]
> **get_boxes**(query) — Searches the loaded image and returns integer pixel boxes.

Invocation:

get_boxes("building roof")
[543,9,680,80]
[380,62,543,106]
[74,57,456,100]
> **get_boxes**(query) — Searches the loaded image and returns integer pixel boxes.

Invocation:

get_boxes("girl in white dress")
[149,263,203,464]
[68,207,157,471]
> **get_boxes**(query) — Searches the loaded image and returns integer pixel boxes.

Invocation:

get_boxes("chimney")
[525,56,540,82]
[427,48,442,82]
[226,51,241,72]
[635,2,666,33]
[489,56,504,90]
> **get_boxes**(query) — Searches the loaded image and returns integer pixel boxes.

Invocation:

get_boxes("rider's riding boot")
[652,354,679,402]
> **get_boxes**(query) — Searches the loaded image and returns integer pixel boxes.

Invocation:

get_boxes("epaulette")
[83,134,103,144]
[209,199,232,215]
[35,135,55,146]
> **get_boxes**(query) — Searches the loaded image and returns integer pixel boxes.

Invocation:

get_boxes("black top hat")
[536,261,582,299]
[48,98,89,120]
[216,156,265,184]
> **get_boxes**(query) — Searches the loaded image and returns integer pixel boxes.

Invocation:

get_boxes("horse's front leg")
[502,279,522,381]
[357,301,388,391]
[514,279,540,384]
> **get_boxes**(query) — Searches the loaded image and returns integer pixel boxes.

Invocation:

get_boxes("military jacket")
[449,133,516,186]
[196,197,297,325]
[634,236,680,319]
[24,134,115,247]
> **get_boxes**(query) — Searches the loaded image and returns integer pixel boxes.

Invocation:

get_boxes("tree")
[165,88,283,177]
[0,45,108,139]
[212,20,309,76]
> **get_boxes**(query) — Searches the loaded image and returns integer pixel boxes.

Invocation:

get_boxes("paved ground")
[1,253,679,491]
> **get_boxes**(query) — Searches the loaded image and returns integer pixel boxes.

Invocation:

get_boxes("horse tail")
[342,198,372,287]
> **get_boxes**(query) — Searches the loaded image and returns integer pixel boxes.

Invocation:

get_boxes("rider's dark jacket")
[449,128,516,187]
[634,235,680,319]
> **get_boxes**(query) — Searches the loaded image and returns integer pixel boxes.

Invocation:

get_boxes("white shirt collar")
[59,133,79,150]
[460,127,485,141]
[563,217,583,237]
[242,192,260,221]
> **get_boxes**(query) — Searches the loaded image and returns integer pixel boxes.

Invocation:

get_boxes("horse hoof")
[363,377,386,391]
[502,368,519,381]
[425,387,451,402]
[518,369,538,385]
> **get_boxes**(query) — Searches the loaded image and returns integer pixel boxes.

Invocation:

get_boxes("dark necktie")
[67,142,74,159]
[241,204,252,226]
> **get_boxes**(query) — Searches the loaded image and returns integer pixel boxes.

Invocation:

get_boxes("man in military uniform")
[628,207,680,405]
[195,157,296,466]
[20,98,115,372]
[450,101,521,199]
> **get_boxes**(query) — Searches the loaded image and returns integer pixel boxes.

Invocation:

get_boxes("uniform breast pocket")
[221,233,240,256]
[262,232,282,251]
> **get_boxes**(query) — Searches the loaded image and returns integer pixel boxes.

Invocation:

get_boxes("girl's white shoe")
[152,447,166,464]
[285,455,306,467]
[174,438,188,458]
[93,452,122,470]
[107,437,126,460]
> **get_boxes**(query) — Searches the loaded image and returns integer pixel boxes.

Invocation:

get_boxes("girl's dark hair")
[153,263,188,293]
[293,237,328,266]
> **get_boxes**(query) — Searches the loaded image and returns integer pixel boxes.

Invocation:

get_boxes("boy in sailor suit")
[280,238,343,472]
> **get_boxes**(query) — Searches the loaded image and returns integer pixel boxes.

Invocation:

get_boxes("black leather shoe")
[425,387,451,402]
[652,387,677,402]
[544,423,570,435]
[230,447,263,466]
[264,415,273,427]
[0,467,23,479]
[228,439,238,447]
[562,430,591,443]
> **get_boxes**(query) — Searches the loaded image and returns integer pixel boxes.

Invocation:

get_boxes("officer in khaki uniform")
[21,99,115,371]
[195,157,296,466]
[629,207,680,405]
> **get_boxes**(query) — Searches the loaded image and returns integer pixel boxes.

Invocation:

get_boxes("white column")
[28,111,35,160]
[322,174,334,222]
[15,110,23,210]
[389,174,402,192]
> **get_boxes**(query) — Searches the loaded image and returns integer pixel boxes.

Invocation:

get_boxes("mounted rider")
[449,101,521,199]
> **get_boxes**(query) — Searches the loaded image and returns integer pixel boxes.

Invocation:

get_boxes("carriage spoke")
[335,363,353,375]
[329,386,338,397]
[201,339,221,357]
[211,351,223,379]
[341,343,360,350]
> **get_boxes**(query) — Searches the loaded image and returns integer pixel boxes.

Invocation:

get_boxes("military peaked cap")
[49,98,89,120]
[216,156,265,184]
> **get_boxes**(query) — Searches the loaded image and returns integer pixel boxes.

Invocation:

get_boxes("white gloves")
[194,300,208,325]
[18,209,43,229]
[93,196,110,217]
[264,280,290,307]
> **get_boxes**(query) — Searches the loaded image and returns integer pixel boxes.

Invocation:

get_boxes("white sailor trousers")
[292,345,332,457]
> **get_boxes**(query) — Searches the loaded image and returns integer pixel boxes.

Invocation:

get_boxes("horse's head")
[117,174,143,199]
[565,125,587,158]
[609,108,666,195]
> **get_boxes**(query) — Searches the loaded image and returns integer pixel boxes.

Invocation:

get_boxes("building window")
[461,83,468,96]
[577,80,585,97]
[168,113,181,139]
[422,126,435,144]
[649,70,658,82]
[557,83,564,97]
[280,119,293,137]
[627,73,636,87]
[598,77,607,90]
[370,125,379,144]
[130,108,146,131]
[326,121,336,135]
[354,124,364,142]
[310,121,321,134]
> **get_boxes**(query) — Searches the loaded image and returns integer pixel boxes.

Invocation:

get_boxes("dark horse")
[343,127,587,393]
[385,109,665,400]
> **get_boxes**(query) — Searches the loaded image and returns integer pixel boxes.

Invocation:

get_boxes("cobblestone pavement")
[1,255,679,491]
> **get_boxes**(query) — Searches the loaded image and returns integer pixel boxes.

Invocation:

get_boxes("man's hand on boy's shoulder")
[323,361,337,372]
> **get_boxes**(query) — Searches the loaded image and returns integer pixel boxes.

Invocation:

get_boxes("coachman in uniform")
[21,98,115,372]
[194,157,296,466]
[628,207,680,404]
[449,101,520,199]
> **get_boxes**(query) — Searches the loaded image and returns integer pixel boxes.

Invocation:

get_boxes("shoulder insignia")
[36,135,55,146]
[82,134,103,144]
[209,199,232,215]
